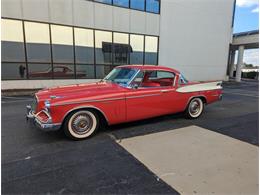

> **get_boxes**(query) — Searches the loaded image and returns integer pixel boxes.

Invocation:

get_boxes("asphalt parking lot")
[2,80,259,194]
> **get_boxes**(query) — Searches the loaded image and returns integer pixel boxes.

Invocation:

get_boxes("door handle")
[161,89,170,93]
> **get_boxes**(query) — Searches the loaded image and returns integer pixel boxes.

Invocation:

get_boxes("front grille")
[31,95,37,113]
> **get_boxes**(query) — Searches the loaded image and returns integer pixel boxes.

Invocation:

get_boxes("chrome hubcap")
[71,114,93,135]
[189,100,201,116]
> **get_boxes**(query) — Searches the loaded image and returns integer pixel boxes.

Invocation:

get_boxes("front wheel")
[185,98,204,119]
[63,110,99,140]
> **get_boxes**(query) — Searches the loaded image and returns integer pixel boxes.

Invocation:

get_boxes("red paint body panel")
[34,65,222,126]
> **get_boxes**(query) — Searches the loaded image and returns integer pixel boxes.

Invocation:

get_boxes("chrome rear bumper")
[26,105,61,131]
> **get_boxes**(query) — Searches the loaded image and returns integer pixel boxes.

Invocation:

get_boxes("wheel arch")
[185,95,207,110]
[61,106,109,128]
[196,96,207,104]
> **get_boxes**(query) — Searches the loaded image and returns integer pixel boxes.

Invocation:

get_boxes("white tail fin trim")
[176,81,222,93]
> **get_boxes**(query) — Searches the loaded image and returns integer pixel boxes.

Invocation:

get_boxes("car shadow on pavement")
[103,112,191,140]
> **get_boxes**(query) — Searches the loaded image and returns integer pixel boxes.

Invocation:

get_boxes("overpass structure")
[228,30,259,82]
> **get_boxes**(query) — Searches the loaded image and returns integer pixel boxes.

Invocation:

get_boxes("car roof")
[117,65,180,74]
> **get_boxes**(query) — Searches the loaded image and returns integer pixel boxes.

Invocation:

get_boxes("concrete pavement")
[2,80,259,194]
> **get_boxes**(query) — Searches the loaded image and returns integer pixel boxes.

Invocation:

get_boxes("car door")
[125,70,180,122]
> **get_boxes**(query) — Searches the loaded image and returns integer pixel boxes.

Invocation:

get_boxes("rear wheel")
[185,98,204,119]
[64,110,99,140]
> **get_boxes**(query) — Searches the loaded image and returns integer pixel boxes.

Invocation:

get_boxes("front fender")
[50,98,126,125]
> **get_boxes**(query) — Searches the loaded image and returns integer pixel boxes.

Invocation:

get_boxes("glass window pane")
[74,28,94,64]
[51,25,73,63]
[53,64,75,79]
[24,22,51,62]
[1,19,25,62]
[145,36,158,65]
[95,30,112,64]
[96,65,113,79]
[28,63,52,79]
[1,63,27,80]
[146,0,160,13]
[113,32,129,65]
[130,0,145,10]
[1,19,24,42]
[113,0,129,7]
[157,71,175,78]
[130,34,144,64]
[76,65,95,79]
[95,0,112,4]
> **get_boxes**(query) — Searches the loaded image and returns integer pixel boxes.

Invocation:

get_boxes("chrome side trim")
[126,93,160,99]
[53,97,125,107]
[61,105,110,125]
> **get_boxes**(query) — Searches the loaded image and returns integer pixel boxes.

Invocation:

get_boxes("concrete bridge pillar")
[235,45,245,82]
[229,50,236,78]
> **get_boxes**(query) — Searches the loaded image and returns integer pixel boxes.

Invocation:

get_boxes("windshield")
[103,68,138,86]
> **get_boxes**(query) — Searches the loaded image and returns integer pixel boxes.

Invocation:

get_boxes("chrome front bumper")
[26,105,61,131]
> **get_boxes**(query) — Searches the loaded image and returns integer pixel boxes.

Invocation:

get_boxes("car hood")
[36,81,127,103]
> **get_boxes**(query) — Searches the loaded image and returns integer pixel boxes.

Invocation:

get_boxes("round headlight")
[44,100,51,108]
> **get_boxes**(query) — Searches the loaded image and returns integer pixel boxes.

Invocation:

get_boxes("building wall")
[159,0,234,81]
[2,0,160,35]
[2,0,235,89]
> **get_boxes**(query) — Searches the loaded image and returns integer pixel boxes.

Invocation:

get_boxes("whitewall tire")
[185,98,204,119]
[64,110,99,140]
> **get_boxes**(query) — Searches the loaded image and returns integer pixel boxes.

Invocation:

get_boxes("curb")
[2,89,41,96]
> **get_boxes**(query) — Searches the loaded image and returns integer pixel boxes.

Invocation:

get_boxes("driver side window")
[141,70,175,87]
[131,71,144,87]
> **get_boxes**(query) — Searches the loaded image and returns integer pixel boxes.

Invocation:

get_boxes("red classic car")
[26,65,222,140]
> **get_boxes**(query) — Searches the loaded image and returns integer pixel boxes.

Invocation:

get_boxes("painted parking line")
[119,126,258,194]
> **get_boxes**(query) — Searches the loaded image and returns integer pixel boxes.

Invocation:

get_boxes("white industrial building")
[1,0,236,90]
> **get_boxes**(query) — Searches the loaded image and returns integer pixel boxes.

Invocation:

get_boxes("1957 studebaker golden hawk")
[26,65,222,140]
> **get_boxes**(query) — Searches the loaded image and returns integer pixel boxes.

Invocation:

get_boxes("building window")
[96,65,113,79]
[53,64,75,79]
[113,32,130,65]
[130,34,144,64]
[95,30,112,64]
[145,36,158,65]
[28,63,52,79]
[1,19,25,62]
[1,19,159,80]
[24,22,51,63]
[94,0,112,5]
[113,0,129,8]
[2,63,27,80]
[93,0,160,14]
[146,0,160,13]
[130,0,145,11]
[76,65,95,79]
[74,28,94,64]
[51,25,74,63]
